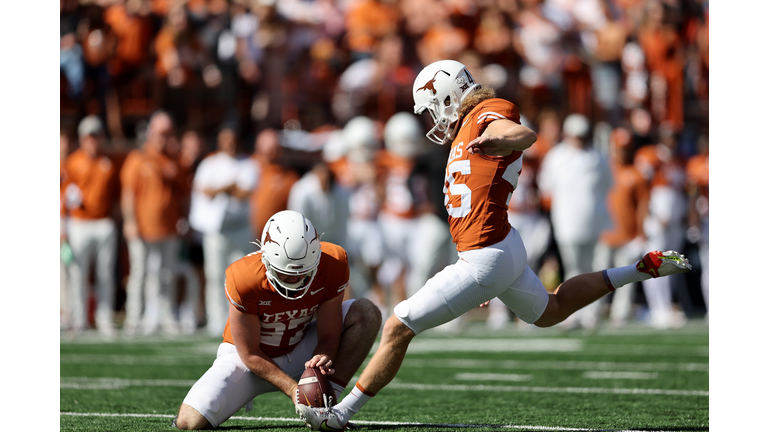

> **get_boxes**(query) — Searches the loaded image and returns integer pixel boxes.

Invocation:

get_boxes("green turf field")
[60,319,708,431]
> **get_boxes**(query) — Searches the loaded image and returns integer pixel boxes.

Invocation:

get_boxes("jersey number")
[444,160,472,218]
[443,155,523,219]
[260,317,311,347]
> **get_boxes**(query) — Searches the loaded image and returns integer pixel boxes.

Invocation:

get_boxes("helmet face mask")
[259,210,322,300]
[413,60,480,145]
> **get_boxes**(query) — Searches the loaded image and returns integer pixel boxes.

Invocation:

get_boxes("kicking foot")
[637,250,692,278]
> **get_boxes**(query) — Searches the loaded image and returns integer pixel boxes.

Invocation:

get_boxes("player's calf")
[173,404,211,430]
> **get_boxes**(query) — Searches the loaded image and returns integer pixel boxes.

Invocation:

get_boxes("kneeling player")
[174,210,382,430]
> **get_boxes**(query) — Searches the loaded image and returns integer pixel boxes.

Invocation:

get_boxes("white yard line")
[60,412,679,431]
[386,382,707,397]
[60,355,709,373]
[403,358,708,372]
[60,377,707,396]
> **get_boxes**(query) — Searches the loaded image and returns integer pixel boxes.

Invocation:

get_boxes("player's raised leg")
[534,250,691,327]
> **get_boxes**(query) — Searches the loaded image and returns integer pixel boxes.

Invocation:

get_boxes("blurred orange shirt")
[104,5,154,71]
[686,154,709,198]
[250,157,299,237]
[345,0,399,54]
[634,145,685,189]
[600,162,649,247]
[127,147,187,241]
[63,149,119,220]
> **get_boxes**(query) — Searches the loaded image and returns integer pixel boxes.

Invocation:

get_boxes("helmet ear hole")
[443,96,451,106]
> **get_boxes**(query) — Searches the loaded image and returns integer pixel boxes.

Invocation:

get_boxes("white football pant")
[394,227,550,334]
[182,300,355,428]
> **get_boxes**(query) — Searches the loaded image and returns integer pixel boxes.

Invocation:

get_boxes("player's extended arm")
[307,293,343,375]
[228,303,300,401]
[466,118,537,157]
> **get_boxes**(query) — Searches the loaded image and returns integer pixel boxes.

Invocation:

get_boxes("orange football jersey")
[445,98,523,251]
[222,242,349,358]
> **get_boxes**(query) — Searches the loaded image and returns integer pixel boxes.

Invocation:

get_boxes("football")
[296,367,336,408]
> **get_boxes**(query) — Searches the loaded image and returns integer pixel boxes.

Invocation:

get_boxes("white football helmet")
[384,112,425,159]
[413,59,480,145]
[259,210,322,300]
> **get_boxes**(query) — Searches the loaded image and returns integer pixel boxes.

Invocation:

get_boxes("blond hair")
[459,86,497,119]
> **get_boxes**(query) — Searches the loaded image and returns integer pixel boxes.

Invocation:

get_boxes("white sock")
[337,382,374,417]
[605,262,651,289]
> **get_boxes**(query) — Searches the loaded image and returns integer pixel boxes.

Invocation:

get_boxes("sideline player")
[173,210,381,430]
[296,59,692,430]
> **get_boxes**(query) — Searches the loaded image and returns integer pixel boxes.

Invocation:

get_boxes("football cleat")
[636,250,692,278]
[296,404,351,431]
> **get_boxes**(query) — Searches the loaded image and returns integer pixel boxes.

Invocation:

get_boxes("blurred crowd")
[60,0,709,337]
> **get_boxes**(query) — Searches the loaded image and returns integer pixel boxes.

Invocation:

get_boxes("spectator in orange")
[596,127,649,327]
[416,3,470,67]
[249,129,300,239]
[154,5,222,125]
[344,0,400,60]
[62,116,120,337]
[637,0,685,130]
[103,0,154,78]
[121,111,188,335]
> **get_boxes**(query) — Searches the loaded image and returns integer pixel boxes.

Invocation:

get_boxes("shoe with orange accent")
[296,404,354,431]
[636,250,692,278]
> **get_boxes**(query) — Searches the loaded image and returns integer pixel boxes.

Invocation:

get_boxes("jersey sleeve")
[224,256,264,317]
[475,99,521,135]
[320,243,350,301]
[224,264,246,312]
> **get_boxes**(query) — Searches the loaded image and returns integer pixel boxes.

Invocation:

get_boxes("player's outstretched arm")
[229,304,300,401]
[466,119,537,156]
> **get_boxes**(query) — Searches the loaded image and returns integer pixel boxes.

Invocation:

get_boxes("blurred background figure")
[249,129,300,240]
[596,127,649,327]
[342,116,386,310]
[120,121,149,335]
[190,125,258,337]
[175,129,206,333]
[378,112,424,307]
[539,113,612,331]
[62,116,120,337]
[288,130,351,256]
[60,130,74,331]
[635,122,688,329]
[686,133,709,319]
[121,111,188,335]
